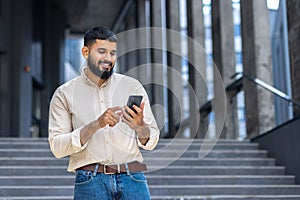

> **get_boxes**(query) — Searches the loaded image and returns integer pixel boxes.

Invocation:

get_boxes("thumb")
[140,102,145,110]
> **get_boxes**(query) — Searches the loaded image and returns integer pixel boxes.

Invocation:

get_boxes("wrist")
[95,118,102,129]
[135,121,147,132]
[137,126,150,145]
[136,123,150,137]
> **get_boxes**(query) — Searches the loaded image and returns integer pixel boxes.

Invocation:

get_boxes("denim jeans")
[74,169,151,200]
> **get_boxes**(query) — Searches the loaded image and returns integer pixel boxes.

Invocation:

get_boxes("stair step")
[144,150,268,158]
[0,142,50,149]
[0,175,295,186]
[0,176,74,186]
[146,175,296,185]
[144,158,275,166]
[0,186,74,197]
[2,195,300,200]
[0,166,70,176]
[149,185,300,196]
[0,141,259,150]
[0,197,73,200]
[0,138,249,143]
[0,149,268,158]
[155,144,259,150]
[0,157,276,166]
[0,165,285,176]
[1,185,300,196]
[156,138,251,143]
[0,157,69,166]
[151,195,300,200]
[147,166,285,175]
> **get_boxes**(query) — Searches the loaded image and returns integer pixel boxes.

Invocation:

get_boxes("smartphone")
[126,95,143,113]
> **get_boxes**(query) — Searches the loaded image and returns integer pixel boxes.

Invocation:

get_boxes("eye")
[98,50,106,54]
[110,52,116,57]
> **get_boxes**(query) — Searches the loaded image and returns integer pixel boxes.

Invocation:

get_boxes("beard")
[87,56,114,80]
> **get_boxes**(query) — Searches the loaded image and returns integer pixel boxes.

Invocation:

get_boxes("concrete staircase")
[0,138,300,200]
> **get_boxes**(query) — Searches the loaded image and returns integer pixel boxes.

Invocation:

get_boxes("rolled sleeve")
[48,89,87,158]
[137,127,159,150]
[49,126,87,158]
[134,86,160,151]
[136,105,160,150]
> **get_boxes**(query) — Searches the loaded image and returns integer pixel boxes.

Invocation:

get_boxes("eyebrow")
[97,48,116,52]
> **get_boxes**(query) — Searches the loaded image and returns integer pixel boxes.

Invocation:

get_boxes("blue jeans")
[74,169,151,200]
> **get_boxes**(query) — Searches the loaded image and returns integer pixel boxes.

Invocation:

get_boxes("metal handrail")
[171,72,300,136]
[174,76,244,134]
[199,76,244,117]
[231,72,300,108]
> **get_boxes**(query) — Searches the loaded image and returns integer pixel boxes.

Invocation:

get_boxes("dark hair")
[83,26,117,47]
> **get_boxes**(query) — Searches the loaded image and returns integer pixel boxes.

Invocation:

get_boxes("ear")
[82,46,89,59]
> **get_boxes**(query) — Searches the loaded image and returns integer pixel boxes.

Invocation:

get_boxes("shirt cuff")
[71,126,88,152]
[137,131,159,150]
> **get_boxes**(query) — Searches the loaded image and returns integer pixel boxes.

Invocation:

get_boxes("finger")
[133,102,144,114]
[107,109,121,120]
[121,115,129,123]
[121,114,133,128]
[140,102,145,110]
[108,121,114,127]
[110,106,122,113]
[104,112,119,125]
[111,114,120,123]
[101,117,114,127]
[111,112,121,121]
[125,106,136,118]
[109,114,122,126]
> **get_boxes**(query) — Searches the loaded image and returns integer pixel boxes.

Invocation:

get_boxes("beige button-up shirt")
[48,68,159,172]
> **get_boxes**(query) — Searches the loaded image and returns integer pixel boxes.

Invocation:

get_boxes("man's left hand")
[121,102,145,130]
[121,102,150,145]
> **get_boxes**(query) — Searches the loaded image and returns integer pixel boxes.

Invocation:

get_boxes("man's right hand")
[97,106,122,128]
[80,106,122,146]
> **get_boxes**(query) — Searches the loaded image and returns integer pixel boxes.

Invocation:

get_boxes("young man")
[48,26,159,200]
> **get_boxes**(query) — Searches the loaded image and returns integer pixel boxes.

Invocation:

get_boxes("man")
[48,26,159,200]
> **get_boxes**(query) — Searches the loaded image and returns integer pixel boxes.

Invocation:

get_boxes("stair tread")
[0,157,275,161]
[0,165,284,169]
[2,195,300,200]
[0,174,294,178]
[151,195,300,199]
[1,185,300,188]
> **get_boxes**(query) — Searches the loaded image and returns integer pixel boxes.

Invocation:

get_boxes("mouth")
[99,61,112,70]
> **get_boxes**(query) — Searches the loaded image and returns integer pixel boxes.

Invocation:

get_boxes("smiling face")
[82,39,117,80]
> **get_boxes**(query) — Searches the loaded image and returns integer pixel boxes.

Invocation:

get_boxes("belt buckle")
[103,164,115,175]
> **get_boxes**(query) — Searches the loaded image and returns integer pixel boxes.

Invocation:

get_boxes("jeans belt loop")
[117,164,121,174]
[93,163,99,176]
[124,163,130,175]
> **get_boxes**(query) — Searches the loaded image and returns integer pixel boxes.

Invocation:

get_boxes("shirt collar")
[81,67,112,88]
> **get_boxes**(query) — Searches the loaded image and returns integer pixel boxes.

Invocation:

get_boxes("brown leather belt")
[77,162,147,174]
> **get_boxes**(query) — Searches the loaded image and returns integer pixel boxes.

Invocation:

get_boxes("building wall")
[0,0,66,137]
[0,0,11,137]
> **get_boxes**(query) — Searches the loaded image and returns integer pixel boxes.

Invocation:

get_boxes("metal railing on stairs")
[172,72,300,138]
[231,72,300,108]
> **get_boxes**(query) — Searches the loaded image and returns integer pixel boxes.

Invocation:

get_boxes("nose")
[103,52,113,61]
